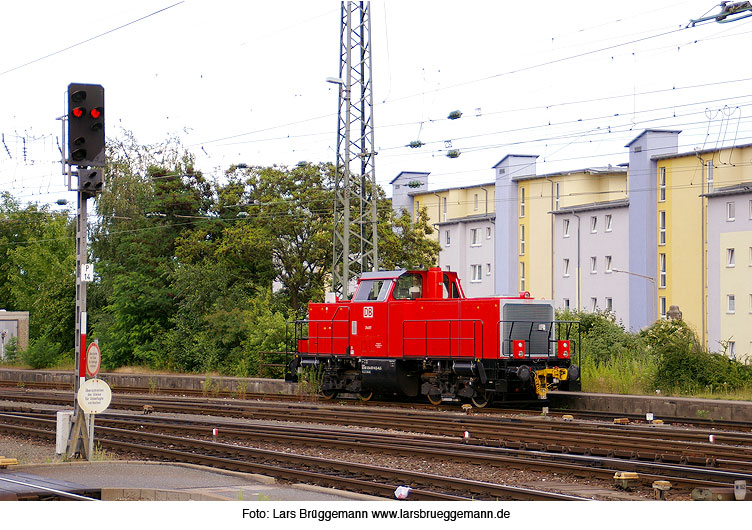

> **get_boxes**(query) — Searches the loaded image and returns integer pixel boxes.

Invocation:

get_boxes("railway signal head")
[68,83,105,168]
[78,167,104,196]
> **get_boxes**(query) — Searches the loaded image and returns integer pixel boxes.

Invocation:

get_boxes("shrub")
[22,334,62,369]
[1,336,19,363]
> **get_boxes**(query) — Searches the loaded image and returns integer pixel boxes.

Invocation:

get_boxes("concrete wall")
[0,311,29,355]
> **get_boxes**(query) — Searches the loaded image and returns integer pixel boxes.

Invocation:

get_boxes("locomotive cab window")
[393,273,423,300]
[353,279,392,302]
[442,274,461,299]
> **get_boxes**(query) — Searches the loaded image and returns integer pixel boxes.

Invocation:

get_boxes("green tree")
[89,132,210,368]
[378,205,441,270]
[226,163,335,312]
[0,194,75,350]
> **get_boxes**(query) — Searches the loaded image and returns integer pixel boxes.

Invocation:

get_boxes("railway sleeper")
[660,453,684,464]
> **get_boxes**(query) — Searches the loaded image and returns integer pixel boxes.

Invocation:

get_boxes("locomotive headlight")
[568,364,580,381]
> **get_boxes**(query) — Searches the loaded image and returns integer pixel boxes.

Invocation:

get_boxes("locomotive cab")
[287,267,580,406]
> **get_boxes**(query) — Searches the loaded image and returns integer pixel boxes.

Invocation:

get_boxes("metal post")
[66,185,90,459]
[75,189,87,397]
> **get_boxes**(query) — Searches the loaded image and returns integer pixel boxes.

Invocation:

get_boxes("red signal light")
[72,107,85,118]
[90,108,102,119]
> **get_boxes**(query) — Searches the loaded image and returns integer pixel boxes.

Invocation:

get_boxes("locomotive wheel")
[426,393,442,406]
[321,389,337,400]
[358,391,373,402]
[471,391,489,409]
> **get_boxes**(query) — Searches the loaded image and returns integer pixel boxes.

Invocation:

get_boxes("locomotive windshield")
[353,279,392,301]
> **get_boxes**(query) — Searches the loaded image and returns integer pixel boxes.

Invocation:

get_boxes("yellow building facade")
[654,145,752,355]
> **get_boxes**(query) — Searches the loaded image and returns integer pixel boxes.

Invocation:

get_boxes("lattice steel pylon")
[331,1,378,300]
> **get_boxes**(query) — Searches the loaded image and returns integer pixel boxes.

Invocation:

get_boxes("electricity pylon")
[331,1,378,300]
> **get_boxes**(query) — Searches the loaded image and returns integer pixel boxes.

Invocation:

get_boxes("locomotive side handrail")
[290,305,352,357]
[401,318,483,358]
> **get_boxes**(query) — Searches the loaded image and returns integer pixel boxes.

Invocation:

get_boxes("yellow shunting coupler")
[533,367,568,399]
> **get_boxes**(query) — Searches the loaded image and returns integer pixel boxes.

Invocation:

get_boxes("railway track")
[3,388,752,467]
[2,379,751,432]
[0,412,584,501]
[2,388,751,498]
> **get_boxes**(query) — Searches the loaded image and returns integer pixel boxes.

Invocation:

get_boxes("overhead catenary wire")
[4,4,752,206]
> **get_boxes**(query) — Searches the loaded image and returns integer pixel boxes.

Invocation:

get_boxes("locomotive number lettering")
[363,306,374,318]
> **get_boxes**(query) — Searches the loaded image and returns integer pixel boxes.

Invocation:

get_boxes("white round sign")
[77,378,112,414]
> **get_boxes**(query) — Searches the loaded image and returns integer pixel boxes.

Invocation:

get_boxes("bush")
[1,336,19,363]
[558,309,642,365]
[22,334,62,369]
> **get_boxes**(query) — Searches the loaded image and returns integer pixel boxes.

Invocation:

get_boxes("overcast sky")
[1,0,751,208]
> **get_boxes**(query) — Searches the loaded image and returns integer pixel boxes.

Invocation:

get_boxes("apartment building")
[390,129,752,360]
[391,173,496,298]
[652,143,752,357]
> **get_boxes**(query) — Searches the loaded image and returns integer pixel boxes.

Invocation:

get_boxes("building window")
[729,341,736,360]
[520,262,526,291]
[659,167,666,202]
[659,253,667,288]
[749,199,752,219]
[590,216,597,233]
[555,182,560,210]
[727,248,735,267]
[442,197,447,222]
[474,193,479,211]
[563,258,570,277]
[519,188,526,218]
[445,230,451,246]
[590,256,597,274]
[605,214,613,232]
[606,297,613,312]
[471,228,481,246]
[591,297,597,311]
[563,298,570,310]
[563,218,570,237]
[660,297,667,319]
[749,247,752,266]
[659,211,666,245]
[749,293,752,313]
[727,201,735,221]
[486,226,492,239]
[486,263,492,276]
[728,294,735,313]
[519,225,525,255]
[707,160,714,191]
[471,264,482,282]
[605,255,612,273]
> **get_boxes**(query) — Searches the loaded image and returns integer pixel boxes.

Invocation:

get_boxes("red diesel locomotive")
[286,267,580,406]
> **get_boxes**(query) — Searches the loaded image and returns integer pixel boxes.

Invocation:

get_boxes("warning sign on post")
[77,378,112,414]
[86,341,101,378]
